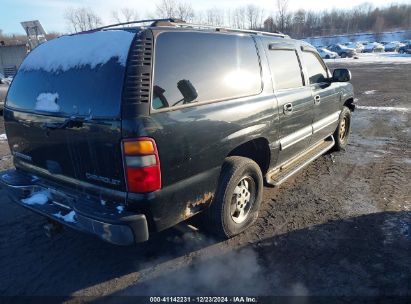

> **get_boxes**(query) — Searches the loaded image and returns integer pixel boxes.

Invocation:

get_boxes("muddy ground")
[0,62,410,300]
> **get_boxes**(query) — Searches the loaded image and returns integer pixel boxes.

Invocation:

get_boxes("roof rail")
[170,22,289,38]
[91,18,185,32]
[88,18,288,39]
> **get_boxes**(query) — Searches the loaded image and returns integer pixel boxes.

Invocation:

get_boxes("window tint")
[302,51,328,84]
[152,32,262,110]
[266,50,303,90]
[7,60,125,117]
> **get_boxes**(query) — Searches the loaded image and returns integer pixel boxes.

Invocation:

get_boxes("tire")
[399,49,404,54]
[341,53,347,58]
[203,156,263,238]
[333,106,352,151]
[325,55,330,59]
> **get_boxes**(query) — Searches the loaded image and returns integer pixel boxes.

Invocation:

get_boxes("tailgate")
[4,30,137,192]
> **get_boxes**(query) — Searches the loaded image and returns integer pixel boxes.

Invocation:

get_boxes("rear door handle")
[314,95,321,104]
[283,103,293,114]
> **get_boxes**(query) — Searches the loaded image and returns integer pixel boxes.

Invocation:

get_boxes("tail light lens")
[122,138,161,193]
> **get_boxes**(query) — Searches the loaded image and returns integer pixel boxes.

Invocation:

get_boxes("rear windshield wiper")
[42,115,92,130]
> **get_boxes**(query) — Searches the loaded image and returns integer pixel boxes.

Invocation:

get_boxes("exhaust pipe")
[43,220,63,238]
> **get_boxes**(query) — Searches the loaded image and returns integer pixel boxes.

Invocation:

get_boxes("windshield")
[6,30,136,118]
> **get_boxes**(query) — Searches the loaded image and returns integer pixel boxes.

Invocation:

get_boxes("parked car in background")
[316,47,338,59]
[399,42,411,54]
[0,20,355,245]
[327,44,357,58]
[344,42,364,53]
[384,41,403,52]
[0,75,8,114]
[363,42,385,53]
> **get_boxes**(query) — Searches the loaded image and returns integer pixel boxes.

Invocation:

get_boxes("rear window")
[152,32,262,110]
[6,30,135,117]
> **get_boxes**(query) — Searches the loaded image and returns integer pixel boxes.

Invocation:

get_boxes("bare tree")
[292,9,306,38]
[111,8,139,24]
[373,15,385,41]
[155,0,177,18]
[276,0,289,32]
[205,8,225,26]
[232,7,246,29]
[176,2,195,22]
[263,17,276,32]
[155,0,195,21]
[245,5,264,30]
[65,7,102,33]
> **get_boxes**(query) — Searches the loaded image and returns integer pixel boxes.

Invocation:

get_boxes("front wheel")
[333,106,352,151]
[341,53,347,58]
[203,156,263,238]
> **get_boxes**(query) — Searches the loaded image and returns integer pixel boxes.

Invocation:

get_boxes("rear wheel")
[341,53,347,58]
[325,55,330,59]
[203,156,263,238]
[333,106,351,151]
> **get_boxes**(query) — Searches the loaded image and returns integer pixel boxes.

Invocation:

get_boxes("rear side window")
[266,50,303,90]
[152,32,262,110]
[302,51,328,84]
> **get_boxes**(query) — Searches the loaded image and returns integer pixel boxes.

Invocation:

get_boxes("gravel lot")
[0,61,410,300]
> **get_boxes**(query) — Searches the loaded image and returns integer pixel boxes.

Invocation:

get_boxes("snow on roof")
[54,211,76,223]
[21,191,50,205]
[35,93,60,112]
[20,30,135,73]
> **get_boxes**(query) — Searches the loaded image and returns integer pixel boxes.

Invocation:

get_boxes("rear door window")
[152,32,262,110]
[266,49,304,90]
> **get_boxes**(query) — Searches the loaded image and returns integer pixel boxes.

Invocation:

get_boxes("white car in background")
[316,47,339,59]
[344,42,365,53]
[363,42,385,53]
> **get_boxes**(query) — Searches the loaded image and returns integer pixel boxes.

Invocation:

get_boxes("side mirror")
[332,68,351,82]
[177,79,198,104]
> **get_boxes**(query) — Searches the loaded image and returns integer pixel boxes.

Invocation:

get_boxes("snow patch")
[21,191,50,205]
[117,205,125,214]
[325,52,411,64]
[363,90,376,95]
[20,30,135,73]
[53,211,76,223]
[35,93,60,112]
[0,134,7,141]
[356,106,410,113]
[101,199,106,206]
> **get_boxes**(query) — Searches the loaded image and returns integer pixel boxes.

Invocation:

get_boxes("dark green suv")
[0,19,354,245]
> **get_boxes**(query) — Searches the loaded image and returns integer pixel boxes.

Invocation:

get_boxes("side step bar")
[266,136,335,187]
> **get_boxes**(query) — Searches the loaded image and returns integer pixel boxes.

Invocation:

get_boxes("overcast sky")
[1,0,410,34]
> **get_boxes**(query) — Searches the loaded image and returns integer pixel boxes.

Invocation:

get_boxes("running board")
[266,136,335,187]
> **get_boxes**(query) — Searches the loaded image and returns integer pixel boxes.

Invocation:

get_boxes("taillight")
[122,138,161,193]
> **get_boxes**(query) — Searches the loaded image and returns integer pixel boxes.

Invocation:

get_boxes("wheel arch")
[227,137,271,176]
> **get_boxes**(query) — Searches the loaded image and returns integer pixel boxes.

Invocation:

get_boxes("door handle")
[283,103,293,114]
[314,95,321,104]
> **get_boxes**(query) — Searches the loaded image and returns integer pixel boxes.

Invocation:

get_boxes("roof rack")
[90,18,288,39]
[91,18,185,32]
[170,22,288,38]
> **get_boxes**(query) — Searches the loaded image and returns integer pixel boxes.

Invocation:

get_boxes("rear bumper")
[0,169,149,245]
